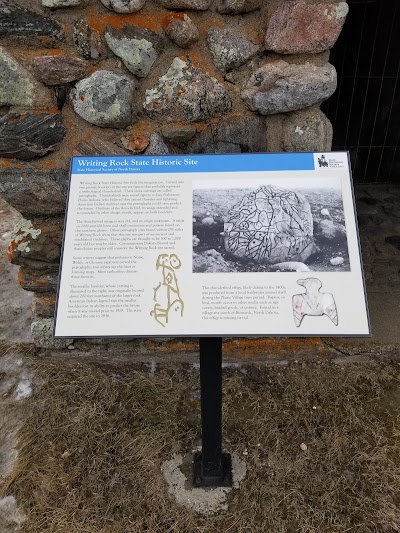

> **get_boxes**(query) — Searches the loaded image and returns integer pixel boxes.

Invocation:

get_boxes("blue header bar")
[71,153,315,174]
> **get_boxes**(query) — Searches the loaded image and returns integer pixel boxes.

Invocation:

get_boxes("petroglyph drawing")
[224,185,316,265]
[292,278,338,327]
[151,253,184,328]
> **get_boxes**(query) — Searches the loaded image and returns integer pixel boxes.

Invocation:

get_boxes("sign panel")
[54,152,370,338]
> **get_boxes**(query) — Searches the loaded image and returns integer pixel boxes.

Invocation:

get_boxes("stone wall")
[0,0,348,347]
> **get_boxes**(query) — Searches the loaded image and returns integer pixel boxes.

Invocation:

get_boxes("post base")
[192,452,233,487]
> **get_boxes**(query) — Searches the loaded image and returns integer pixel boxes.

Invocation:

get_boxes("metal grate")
[321,0,400,183]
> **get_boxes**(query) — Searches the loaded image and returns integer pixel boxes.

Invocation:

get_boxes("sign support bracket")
[192,337,232,487]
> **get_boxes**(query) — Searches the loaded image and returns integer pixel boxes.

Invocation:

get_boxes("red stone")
[121,134,150,153]
[265,1,349,54]
[33,55,88,85]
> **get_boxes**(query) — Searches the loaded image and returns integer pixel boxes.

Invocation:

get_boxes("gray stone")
[0,169,68,216]
[217,0,262,14]
[105,24,164,78]
[187,115,266,153]
[144,133,170,155]
[42,0,86,6]
[98,0,146,13]
[0,46,53,108]
[73,19,106,60]
[0,0,64,40]
[330,256,344,266]
[0,113,65,161]
[161,124,196,144]
[283,107,333,152]
[31,294,56,319]
[193,251,234,273]
[70,71,135,128]
[163,13,199,48]
[315,219,347,242]
[157,0,211,9]
[9,217,63,267]
[207,27,259,73]
[33,55,88,85]
[18,268,59,293]
[242,61,337,115]
[224,185,316,265]
[73,137,126,156]
[265,1,349,54]
[31,318,73,349]
[144,57,231,122]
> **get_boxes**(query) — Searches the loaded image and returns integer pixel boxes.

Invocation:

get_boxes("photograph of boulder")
[193,177,350,273]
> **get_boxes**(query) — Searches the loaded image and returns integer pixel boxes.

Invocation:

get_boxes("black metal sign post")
[192,337,233,487]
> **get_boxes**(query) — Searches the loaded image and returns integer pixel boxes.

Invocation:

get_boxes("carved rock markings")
[98,0,146,13]
[224,185,316,265]
[144,57,231,122]
[0,47,53,108]
[33,55,88,85]
[0,0,64,40]
[265,0,349,54]
[70,70,135,128]
[0,113,65,161]
[105,25,164,78]
[207,27,259,73]
[242,61,337,115]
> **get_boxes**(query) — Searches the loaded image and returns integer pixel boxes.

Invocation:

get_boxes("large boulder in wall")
[224,185,316,264]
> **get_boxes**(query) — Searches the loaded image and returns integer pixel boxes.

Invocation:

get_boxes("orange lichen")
[87,7,163,33]
[161,12,186,29]
[7,240,17,262]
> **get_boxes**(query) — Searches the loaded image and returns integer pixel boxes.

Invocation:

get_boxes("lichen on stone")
[11,219,42,254]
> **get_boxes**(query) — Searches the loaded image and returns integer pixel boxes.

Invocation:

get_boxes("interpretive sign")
[54,152,370,338]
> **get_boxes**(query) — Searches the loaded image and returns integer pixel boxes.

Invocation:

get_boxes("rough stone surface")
[224,185,316,265]
[42,0,86,6]
[161,124,196,144]
[33,55,88,85]
[73,19,106,60]
[193,250,234,272]
[18,268,59,293]
[73,137,126,156]
[144,57,231,122]
[98,0,146,13]
[207,27,259,73]
[265,1,349,54]
[0,199,33,345]
[144,132,170,155]
[9,218,63,269]
[0,0,64,40]
[121,134,149,153]
[187,115,266,153]
[70,71,135,128]
[0,113,65,161]
[0,169,68,216]
[283,107,333,152]
[31,318,73,349]
[105,24,164,78]
[0,47,53,108]
[157,0,211,10]
[217,0,262,14]
[163,13,199,48]
[242,61,337,115]
[32,294,56,318]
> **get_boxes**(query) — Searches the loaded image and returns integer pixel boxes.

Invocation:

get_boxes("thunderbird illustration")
[292,278,338,327]
[150,253,184,328]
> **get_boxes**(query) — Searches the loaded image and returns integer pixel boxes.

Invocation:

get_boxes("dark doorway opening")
[321,0,400,183]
